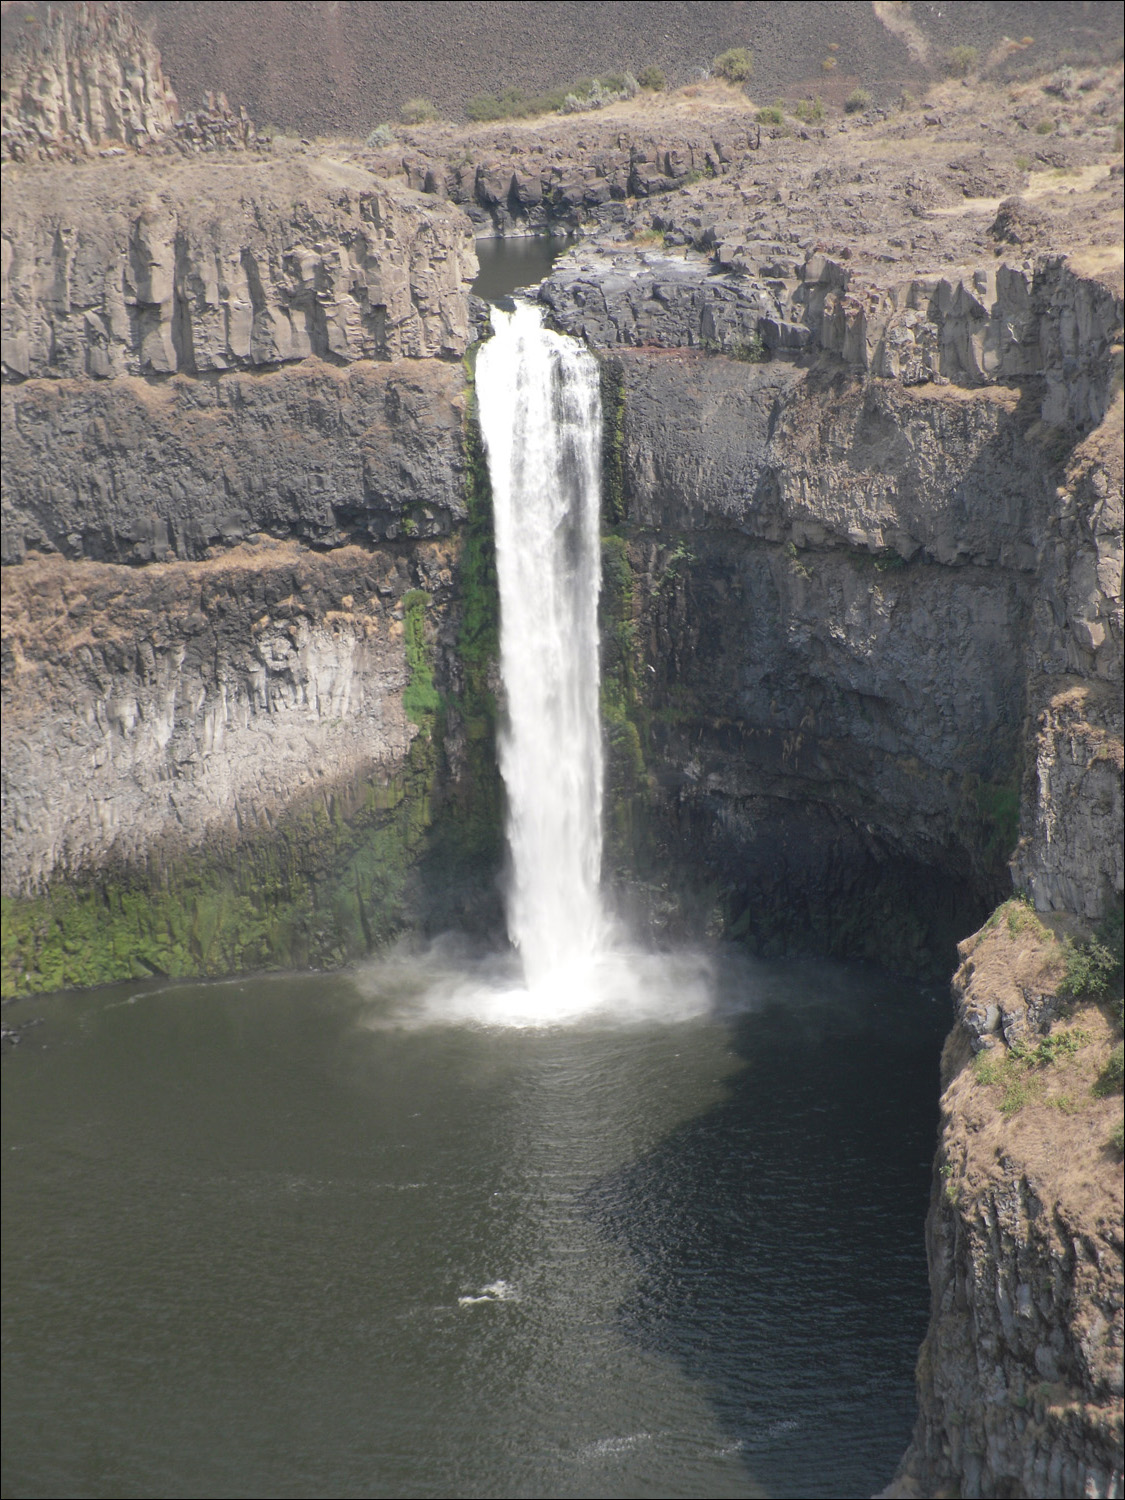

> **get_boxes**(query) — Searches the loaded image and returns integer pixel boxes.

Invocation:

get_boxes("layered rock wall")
[2,540,446,894]
[543,247,1123,428]
[1,358,466,564]
[1,157,476,382]
[0,155,484,992]
[889,917,1124,1499]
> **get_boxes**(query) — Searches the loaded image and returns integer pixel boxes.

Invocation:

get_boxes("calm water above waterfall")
[3,300,946,1499]
[2,956,945,1499]
[471,236,570,304]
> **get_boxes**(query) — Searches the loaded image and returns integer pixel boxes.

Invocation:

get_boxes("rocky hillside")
[5,1,1123,140]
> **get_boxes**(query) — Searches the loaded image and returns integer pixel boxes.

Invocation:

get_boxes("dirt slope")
[4,0,1122,136]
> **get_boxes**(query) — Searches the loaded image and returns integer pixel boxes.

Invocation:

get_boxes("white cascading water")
[369,298,711,1029]
[475,303,608,991]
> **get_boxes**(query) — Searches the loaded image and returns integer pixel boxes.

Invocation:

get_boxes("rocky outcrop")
[1013,391,1124,922]
[542,248,1123,424]
[1,541,441,894]
[1,155,476,382]
[1,4,180,162]
[888,914,1124,1499]
[1013,682,1125,920]
[382,124,763,236]
[540,251,795,355]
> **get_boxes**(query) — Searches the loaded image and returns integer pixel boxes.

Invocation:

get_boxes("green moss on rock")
[1,732,439,998]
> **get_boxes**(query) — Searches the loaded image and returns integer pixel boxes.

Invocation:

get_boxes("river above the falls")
[471,234,571,304]
[3,950,945,1499]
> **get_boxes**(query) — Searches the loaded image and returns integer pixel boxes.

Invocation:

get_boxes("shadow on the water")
[581,963,947,1500]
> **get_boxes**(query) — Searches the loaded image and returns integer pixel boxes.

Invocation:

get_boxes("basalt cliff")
[2,11,1123,1498]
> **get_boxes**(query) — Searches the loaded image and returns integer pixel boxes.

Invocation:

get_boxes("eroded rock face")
[599,353,1045,961]
[1013,682,1125,920]
[380,125,763,236]
[1,542,436,893]
[542,248,1123,427]
[1,157,477,381]
[888,917,1125,1500]
[0,159,486,987]
[1,5,179,162]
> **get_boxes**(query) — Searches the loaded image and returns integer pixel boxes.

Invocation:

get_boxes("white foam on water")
[355,937,717,1031]
[457,1278,520,1307]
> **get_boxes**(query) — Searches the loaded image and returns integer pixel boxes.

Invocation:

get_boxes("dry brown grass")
[944,914,1123,1230]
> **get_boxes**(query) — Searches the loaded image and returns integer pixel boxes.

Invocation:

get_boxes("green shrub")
[365,123,396,148]
[1093,1041,1124,1097]
[793,97,825,122]
[638,64,666,91]
[844,88,871,114]
[469,73,642,122]
[974,1025,1093,1116]
[713,47,753,83]
[756,104,785,125]
[701,332,767,363]
[1060,935,1119,1000]
[821,56,837,73]
[399,97,439,125]
[1110,1117,1125,1155]
[1035,118,1055,134]
[945,45,980,77]
[466,85,565,122]
[735,333,768,361]
[562,74,638,113]
[1014,1029,1091,1066]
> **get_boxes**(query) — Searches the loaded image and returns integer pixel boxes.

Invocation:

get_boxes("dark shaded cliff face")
[593,354,1037,967]
[1,359,467,565]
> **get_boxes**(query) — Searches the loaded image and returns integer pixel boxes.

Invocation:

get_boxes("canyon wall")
[1,153,492,992]
[3,145,1121,986]
[538,246,1123,972]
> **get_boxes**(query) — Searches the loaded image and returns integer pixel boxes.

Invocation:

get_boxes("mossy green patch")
[402,589,441,726]
[973,776,1021,865]
[600,359,626,528]
[1,733,439,998]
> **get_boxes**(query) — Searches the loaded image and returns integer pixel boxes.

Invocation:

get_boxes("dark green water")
[2,950,945,1499]
[471,236,570,304]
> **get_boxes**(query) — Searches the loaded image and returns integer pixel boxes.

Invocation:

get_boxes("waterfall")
[475,303,607,990]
